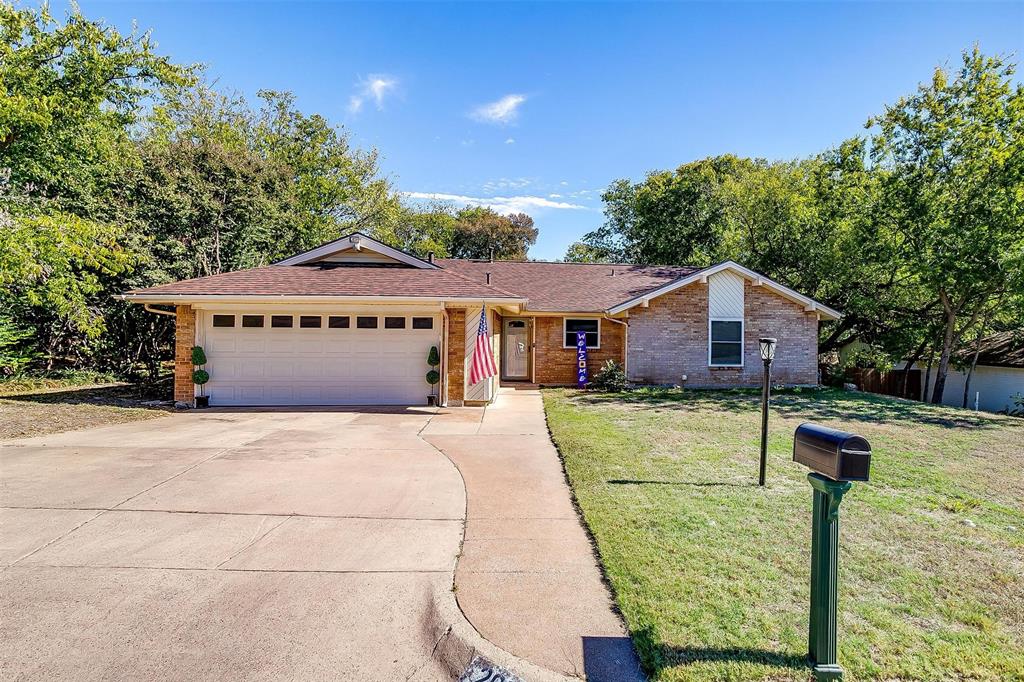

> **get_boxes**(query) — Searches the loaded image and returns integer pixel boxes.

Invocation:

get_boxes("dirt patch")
[0,383,172,440]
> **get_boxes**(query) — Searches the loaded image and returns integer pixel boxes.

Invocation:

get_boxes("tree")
[868,49,1024,403]
[0,4,189,370]
[448,206,538,259]
[563,241,617,263]
[391,203,457,258]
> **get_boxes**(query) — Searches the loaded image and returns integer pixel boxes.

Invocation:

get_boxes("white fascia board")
[275,232,440,269]
[117,294,525,307]
[605,261,842,320]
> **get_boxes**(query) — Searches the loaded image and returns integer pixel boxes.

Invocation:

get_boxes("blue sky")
[67,1,1023,259]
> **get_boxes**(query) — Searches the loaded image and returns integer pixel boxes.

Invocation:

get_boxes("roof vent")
[427,251,434,263]
[486,272,492,285]
[488,247,495,263]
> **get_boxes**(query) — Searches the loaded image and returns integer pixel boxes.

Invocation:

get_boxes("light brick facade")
[445,307,467,406]
[173,305,196,403]
[626,281,819,387]
[532,316,627,385]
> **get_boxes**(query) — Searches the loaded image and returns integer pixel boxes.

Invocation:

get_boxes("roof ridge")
[438,258,699,268]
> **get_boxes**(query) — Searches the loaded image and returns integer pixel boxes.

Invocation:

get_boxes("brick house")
[121,233,840,406]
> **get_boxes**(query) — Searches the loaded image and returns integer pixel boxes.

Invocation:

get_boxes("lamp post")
[758,337,777,487]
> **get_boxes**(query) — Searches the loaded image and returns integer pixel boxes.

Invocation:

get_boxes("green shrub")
[192,369,209,385]
[191,346,207,365]
[425,369,440,385]
[590,360,627,392]
[427,346,440,367]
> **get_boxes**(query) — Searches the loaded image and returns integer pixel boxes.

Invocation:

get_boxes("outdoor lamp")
[758,337,778,486]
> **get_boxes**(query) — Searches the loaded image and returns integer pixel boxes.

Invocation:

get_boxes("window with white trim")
[709,319,743,366]
[563,318,600,348]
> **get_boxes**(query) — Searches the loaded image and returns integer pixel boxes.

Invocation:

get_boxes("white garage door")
[200,311,441,406]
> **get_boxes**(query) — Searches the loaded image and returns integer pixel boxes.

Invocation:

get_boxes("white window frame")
[708,318,744,367]
[563,317,601,349]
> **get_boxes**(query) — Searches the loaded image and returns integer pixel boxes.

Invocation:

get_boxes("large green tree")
[0,3,190,366]
[868,48,1024,403]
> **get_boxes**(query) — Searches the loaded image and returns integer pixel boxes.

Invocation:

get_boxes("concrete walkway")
[424,389,644,681]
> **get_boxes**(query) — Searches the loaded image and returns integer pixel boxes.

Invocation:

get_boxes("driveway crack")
[215,515,293,568]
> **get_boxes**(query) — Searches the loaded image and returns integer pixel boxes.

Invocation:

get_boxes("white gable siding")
[708,270,744,318]
[464,306,495,402]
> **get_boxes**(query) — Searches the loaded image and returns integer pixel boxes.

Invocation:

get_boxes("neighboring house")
[925,330,1024,413]
[120,233,840,407]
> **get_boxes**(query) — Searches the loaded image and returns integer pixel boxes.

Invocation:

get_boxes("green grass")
[544,387,1024,681]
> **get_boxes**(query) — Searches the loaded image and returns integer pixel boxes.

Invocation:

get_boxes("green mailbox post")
[793,423,872,681]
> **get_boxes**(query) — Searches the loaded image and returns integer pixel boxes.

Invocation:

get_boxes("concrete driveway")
[0,408,466,681]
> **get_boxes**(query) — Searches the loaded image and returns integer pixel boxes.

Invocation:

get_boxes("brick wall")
[445,307,467,406]
[533,316,626,385]
[627,281,819,387]
[173,305,196,403]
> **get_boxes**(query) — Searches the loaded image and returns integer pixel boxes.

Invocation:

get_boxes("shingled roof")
[437,259,702,312]
[955,330,1024,369]
[123,264,522,300]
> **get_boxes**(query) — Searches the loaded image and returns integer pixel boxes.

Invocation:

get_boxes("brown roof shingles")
[124,259,703,312]
[437,259,702,311]
[125,265,523,300]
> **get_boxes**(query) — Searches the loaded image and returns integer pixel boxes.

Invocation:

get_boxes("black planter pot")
[195,396,210,408]
[427,395,438,407]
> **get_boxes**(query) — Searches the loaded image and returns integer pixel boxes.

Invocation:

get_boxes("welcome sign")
[576,330,588,388]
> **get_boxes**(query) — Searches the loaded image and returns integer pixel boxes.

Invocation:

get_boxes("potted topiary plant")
[192,345,210,408]
[426,345,440,405]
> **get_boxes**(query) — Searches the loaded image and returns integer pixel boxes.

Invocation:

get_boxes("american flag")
[468,310,498,385]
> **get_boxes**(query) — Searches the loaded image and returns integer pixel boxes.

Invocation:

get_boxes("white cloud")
[471,94,527,124]
[505,138,515,144]
[348,74,398,113]
[403,191,586,215]
[482,177,533,192]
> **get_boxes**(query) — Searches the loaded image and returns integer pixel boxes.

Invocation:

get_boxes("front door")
[502,318,530,380]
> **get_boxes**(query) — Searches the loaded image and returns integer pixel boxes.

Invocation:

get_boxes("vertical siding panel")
[464,306,494,401]
[708,271,745,318]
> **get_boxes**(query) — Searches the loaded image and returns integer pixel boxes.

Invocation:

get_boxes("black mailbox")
[793,423,871,482]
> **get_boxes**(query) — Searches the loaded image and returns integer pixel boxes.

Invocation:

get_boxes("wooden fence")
[848,368,922,401]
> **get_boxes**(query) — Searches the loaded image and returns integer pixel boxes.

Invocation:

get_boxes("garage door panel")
[206,337,237,354]
[202,313,438,406]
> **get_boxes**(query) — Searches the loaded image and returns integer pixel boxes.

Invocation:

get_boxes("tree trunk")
[962,344,981,410]
[922,350,935,403]
[933,288,962,405]
[961,309,993,409]
[931,303,958,405]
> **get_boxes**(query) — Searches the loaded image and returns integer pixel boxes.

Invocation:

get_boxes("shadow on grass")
[608,479,755,488]
[572,387,1007,430]
[632,625,808,675]
[2,381,172,409]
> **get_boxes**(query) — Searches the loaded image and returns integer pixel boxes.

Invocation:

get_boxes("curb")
[421,580,577,682]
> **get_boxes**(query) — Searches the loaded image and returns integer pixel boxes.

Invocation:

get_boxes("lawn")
[0,378,170,440]
[544,388,1024,682]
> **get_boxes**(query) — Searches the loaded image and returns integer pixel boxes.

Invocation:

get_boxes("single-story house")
[120,232,841,407]
[924,330,1024,413]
